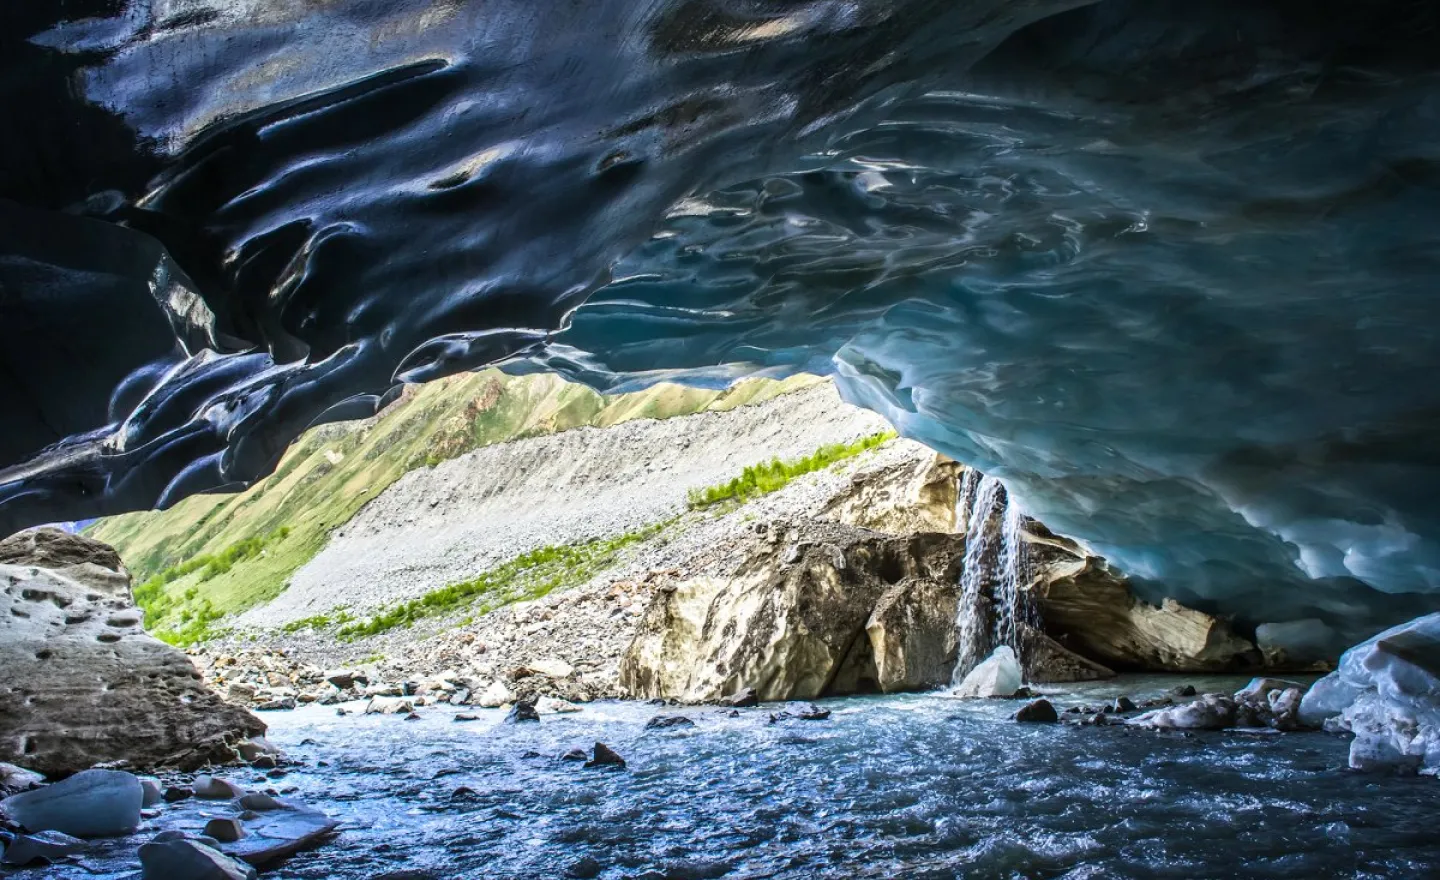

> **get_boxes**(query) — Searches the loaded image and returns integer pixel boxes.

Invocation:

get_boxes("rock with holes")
[0,530,265,776]
[0,768,143,837]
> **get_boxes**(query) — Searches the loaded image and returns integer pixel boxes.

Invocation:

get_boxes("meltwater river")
[50,676,1440,879]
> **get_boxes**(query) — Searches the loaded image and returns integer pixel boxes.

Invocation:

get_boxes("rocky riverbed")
[17,675,1440,880]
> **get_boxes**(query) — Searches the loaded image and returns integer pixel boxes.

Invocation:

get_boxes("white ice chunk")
[1298,612,1440,775]
[953,645,1022,698]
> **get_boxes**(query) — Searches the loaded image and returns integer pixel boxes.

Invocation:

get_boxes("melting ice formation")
[4,1,1440,642]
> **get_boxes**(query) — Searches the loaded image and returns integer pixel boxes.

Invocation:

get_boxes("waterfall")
[950,471,1030,686]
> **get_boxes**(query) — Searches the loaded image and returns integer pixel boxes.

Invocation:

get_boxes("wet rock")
[235,739,280,764]
[405,712,422,721]
[560,749,588,762]
[1115,696,1137,713]
[2,830,85,866]
[454,713,480,722]
[0,768,142,837]
[1014,699,1059,723]
[139,836,257,880]
[504,700,540,724]
[220,801,339,867]
[585,743,626,769]
[724,687,759,708]
[644,715,695,730]
[365,697,415,716]
[255,697,297,711]
[0,763,42,797]
[238,793,281,812]
[250,755,278,770]
[139,777,164,807]
[193,775,247,800]
[163,786,194,803]
[1171,684,1197,697]
[204,818,247,843]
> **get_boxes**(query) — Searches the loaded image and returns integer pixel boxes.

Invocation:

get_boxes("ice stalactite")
[951,471,1032,686]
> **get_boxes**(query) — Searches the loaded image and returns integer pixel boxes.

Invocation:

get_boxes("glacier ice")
[1299,613,1440,775]
[953,646,1022,699]
[2,1,1440,642]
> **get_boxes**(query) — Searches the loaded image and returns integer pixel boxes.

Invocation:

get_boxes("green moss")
[336,521,674,640]
[688,430,896,509]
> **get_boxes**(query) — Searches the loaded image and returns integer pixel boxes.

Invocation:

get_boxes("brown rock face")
[1032,529,1262,672]
[0,529,264,776]
[620,522,967,702]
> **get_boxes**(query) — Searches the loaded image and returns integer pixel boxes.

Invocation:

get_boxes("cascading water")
[951,471,1031,686]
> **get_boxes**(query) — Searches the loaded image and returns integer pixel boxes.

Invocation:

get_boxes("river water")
[49,676,1440,879]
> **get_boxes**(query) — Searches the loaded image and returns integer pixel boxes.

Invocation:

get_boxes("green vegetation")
[131,527,292,645]
[336,521,674,640]
[279,610,355,633]
[688,430,896,509]
[88,371,823,638]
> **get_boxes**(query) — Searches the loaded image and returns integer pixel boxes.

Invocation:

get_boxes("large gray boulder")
[0,529,265,775]
[0,768,142,837]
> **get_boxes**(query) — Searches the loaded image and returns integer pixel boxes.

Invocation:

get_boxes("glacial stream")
[49,677,1440,879]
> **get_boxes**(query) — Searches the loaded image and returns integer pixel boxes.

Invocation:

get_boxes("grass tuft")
[336,520,673,640]
[687,431,895,510]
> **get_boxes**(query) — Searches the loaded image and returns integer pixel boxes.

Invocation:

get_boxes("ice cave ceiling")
[4,0,1440,639]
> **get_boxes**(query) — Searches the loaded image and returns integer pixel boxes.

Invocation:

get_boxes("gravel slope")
[240,382,889,627]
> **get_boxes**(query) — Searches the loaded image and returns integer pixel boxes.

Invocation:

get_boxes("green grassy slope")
[89,370,821,641]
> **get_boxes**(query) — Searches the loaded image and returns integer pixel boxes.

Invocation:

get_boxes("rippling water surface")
[58,676,1440,879]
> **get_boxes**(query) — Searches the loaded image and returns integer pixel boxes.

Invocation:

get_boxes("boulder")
[536,696,581,714]
[1,830,86,866]
[0,763,42,796]
[504,700,540,724]
[0,768,142,837]
[954,646,1022,698]
[220,801,339,867]
[1298,613,1440,774]
[723,687,759,709]
[204,818,247,843]
[139,837,257,880]
[475,681,513,708]
[163,786,194,802]
[254,697,297,712]
[644,715,695,730]
[0,531,265,775]
[139,776,164,807]
[1014,699,1059,723]
[585,743,625,769]
[364,697,414,716]
[193,775,246,800]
